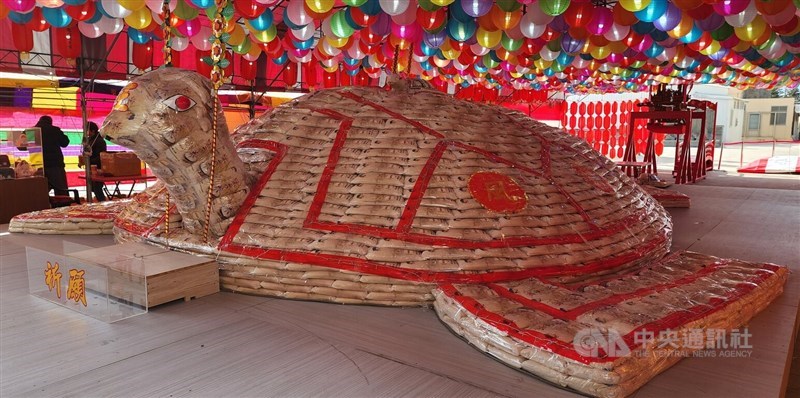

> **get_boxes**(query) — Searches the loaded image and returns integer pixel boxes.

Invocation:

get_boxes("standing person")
[36,115,69,195]
[82,121,107,201]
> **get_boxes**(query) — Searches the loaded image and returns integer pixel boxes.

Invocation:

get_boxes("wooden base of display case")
[69,243,220,308]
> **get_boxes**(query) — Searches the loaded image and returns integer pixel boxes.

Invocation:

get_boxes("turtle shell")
[114,80,671,305]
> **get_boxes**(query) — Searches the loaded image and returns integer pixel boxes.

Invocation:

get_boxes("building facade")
[740,90,795,141]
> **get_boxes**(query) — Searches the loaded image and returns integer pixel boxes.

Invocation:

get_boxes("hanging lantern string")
[406,43,413,76]
[162,0,172,67]
[392,45,399,75]
[203,0,227,244]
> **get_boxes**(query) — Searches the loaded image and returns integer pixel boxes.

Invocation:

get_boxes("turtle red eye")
[164,94,196,112]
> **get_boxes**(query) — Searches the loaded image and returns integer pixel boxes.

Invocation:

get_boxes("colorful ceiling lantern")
[3,0,800,93]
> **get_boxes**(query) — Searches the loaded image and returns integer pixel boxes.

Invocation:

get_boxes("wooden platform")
[68,242,219,308]
[1,179,798,397]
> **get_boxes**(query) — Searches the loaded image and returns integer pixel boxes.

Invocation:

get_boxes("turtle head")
[102,68,250,240]
[102,68,215,164]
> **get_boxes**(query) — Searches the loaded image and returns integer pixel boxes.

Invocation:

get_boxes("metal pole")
[740,140,744,168]
[79,58,93,203]
[249,80,255,120]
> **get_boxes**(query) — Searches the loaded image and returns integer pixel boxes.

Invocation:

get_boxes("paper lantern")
[390,0,417,25]
[53,26,81,58]
[539,0,569,17]
[725,1,758,28]
[460,0,491,18]
[132,42,153,70]
[26,7,49,31]
[490,6,522,30]
[124,6,152,30]
[634,0,667,23]
[235,0,267,19]
[563,2,593,28]
[417,6,446,32]
[65,1,95,21]
[103,0,132,17]
[36,0,64,7]
[4,0,35,13]
[586,7,613,35]
[11,22,34,52]
[755,0,792,15]
[78,20,103,38]
[42,6,72,27]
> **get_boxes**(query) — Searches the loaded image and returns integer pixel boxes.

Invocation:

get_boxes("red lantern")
[355,70,369,86]
[339,69,351,86]
[685,3,713,20]
[234,1,267,19]
[563,2,593,29]
[417,7,446,32]
[612,3,638,26]
[302,62,317,88]
[323,70,337,88]
[11,23,34,53]
[223,50,234,78]
[65,2,95,22]
[361,26,384,45]
[132,42,153,71]
[240,56,257,81]
[196,49,212,77]
[170,48,182,68]
[26,7,49,32]
[349,6,375,28]
[283,62,297,86]
[53,26,81,59]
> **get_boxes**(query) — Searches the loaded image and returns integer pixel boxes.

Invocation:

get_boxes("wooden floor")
[1,174,798,398]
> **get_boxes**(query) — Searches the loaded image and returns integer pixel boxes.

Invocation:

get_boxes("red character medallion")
[467,171,528,213]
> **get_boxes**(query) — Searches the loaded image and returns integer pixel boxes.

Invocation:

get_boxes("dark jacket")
[87,133,107,167]
[41,125,70,168]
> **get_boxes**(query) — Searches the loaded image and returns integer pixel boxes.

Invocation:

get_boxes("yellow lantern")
[476,28,502,49]
[618,0,651,12]
[305,0,334,14]
[124,7,151,30]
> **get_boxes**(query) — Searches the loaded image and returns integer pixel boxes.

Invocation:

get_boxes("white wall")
[690,84,744,143]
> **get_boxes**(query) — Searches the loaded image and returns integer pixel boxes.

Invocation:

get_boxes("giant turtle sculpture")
[9,68,788,398]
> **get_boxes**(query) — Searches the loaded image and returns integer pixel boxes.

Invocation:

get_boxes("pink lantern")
[391,0,417,25]
[190,25,212,50]
[3,0,35,13]
[286,0,312,27]
[586,7,613,35]
[391,21,421,41]
[177,17,200,37]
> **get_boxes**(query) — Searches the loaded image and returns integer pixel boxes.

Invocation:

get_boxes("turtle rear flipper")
[433,251,788,398]
[9,200,131,235]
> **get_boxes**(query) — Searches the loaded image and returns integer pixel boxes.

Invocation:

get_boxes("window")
[748,113,760,130]
[770,106,787,125]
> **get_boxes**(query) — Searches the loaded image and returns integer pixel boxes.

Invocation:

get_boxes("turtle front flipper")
[433,251,788,398]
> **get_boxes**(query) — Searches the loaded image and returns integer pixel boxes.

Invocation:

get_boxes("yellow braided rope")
[406,45,413,75]
[392,45,399,75]
[203,0,227,243]
[162,0,171,245]
[162,0,172,67]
